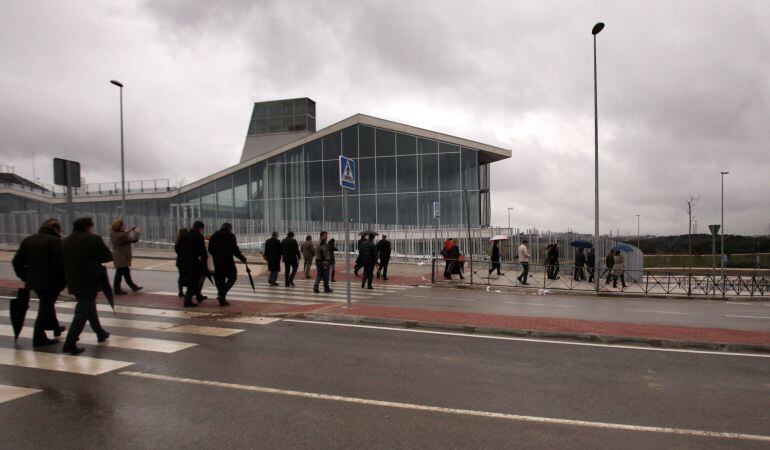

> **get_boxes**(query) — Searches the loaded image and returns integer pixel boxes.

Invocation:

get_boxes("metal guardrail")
[0,179,174,197]
[431,258,770,298]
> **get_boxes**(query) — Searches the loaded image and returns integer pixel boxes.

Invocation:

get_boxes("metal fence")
[431,259,770,298]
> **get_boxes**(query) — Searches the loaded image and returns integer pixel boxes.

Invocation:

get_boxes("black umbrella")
[570,240,594,249]
[10,287,30,341]
[245,263,256,292]
[99,267,116,313]
[359,230,379,237]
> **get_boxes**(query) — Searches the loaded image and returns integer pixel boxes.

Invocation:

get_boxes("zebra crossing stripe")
[0,348,133,375]
[0,384,41,403]
[0,325,197,353]
[53,302,221,320]
[0,311,243,337]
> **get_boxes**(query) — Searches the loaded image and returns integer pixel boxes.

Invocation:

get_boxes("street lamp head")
[110,80,124,88]
[592,22,605,35]
[721,171,729,175]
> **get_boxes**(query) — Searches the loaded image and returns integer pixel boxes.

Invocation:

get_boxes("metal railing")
[0,178,175,197]
[431,258,770,298]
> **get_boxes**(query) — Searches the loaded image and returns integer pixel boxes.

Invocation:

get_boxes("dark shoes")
[131,286,143,293]
[184,302,198,308]
[114,290,128,296]
[219,301,231,307]
[53,326,65,337]
[178,291,184,297]
[324,289,333,293]
[313,287,320,293]
[63,346,85,355]
[97,331,110,343]
[367,285,374,290]
[33,337,59,347]
[290,281,295,287]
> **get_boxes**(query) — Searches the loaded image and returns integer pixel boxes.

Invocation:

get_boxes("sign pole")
[344,188,351,308]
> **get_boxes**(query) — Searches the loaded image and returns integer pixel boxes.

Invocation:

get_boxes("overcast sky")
[1,1,768,236]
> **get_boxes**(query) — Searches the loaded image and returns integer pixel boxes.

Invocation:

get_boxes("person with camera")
[110,219,142,295]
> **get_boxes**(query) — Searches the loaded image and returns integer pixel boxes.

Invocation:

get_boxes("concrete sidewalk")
[2,278,769,354]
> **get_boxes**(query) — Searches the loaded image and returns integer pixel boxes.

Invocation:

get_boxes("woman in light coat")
[611,250,626,290]
[110,219,142,295]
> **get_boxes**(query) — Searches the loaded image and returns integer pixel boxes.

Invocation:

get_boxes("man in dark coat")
[208,223,246,306]
[360,234,378,289]
[281,231,301,287]
[313,231,332,293]
[587,248,596,283]
[61,217,113,355]
[264,231,282,286]
[574,247,587,281]
[12,218,66,346]
[177,221,208,307]
[376,234,392,280]
[488,240,503,276]
[353,236,365,276]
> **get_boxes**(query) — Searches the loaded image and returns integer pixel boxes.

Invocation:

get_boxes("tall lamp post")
[592,21,605,293]
[507,207,513,231]
[720,171,729,274]
[636,214,640,250]
[110,80,126,214]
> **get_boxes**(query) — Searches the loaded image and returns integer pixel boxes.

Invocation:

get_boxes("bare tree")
[686,195,701,256]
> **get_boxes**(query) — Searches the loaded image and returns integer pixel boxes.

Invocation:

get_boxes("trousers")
[114,267,138,291]
[63,291,107,349]
[214,267,237,303]
[33,289,59,343]
[284,261,298,285]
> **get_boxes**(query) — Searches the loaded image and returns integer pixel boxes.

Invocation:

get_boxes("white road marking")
[0,310,243,337]
[280,319,770,359]
[622,309,695,315]
[217,316,281,325]
[120,370,770,443]
[505,301,577,308]
[725,315,770,320]
[142,260,176,270]
[1,325,197,353]
[55,302,219,319]
[0,348,133,375]
[0,384,41,403]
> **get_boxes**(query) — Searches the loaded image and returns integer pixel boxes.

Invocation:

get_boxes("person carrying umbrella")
[612,249,627,290]
[574,248,587,281]
[208,223,247,306]
[11,218,67,346]
[61,217,113,355]
[177,221,209,307]
[488,240,504,276]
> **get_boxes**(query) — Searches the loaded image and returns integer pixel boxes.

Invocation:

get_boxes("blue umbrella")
[569,240,594,249]
[612,243,635,252]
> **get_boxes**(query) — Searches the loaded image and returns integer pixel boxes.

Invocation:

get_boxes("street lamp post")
[636,214,640,250]
[507,207,513,231]
[592,21,605,293]
[720,171,729,274]
[110,80,126,214]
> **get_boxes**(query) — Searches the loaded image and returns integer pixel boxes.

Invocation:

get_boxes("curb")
[276,311,770,355]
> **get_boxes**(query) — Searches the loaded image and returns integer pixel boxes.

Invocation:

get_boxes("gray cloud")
[1,0,768,235]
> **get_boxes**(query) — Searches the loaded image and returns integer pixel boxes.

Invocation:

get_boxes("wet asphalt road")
[1,301,770,449]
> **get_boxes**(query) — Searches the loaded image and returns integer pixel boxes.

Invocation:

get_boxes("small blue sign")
[339,156,356,190]
[433,201,440,220]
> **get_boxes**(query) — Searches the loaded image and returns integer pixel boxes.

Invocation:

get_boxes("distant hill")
[617,234,770,255]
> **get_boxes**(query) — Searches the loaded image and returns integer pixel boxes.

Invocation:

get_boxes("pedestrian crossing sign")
[339,155,356,190]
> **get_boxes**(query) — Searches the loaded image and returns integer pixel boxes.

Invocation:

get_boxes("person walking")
[442,238,454,279]
[61,217,113,355]
[110,219,142,295]
[488,240,503,276]
[300,235,315,279]
[327,238,338,282]
[353,235,366,276]
[549,243,561,279]
[174,227,188,297]
[448,240,464,280]
[574,247,587,281]
[376,234,392,280]
[177,221,208,307]
[516,240,531,285]
[281,231,300,287]
[604,250,615,285]
[313,231,332,293]
[208,223,247,306]
[587,247,596,283]
[12,219,67,346]
[264,231,282,286]
[612,250,627,290]
[360,234,378,289]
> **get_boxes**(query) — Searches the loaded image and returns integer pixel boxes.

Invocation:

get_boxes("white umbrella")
[489,235,509,241]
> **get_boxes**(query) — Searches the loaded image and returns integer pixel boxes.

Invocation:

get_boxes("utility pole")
[686,195,700,258]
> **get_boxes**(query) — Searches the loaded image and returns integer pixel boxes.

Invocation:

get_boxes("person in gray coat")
[110,219,142,295]
[300,235,315,279]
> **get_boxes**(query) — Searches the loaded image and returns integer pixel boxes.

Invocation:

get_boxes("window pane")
[251,200,264,227]
[305,161,323,195]
[418,138,438,154]
[268,118,281,133]
[216,177,233,221]
[323,132,341,160]
[376,129,395,156]
[441,191,462,226]
[396,133,417,155]
[285,162,304,198]
[397,155,418,193]
[294,98,307,115]
[398,193,417,226]
[462,148,479,190]
[200,182,216,219]
[267,199,284,227]
[358,158,376,194]
[419,153,438,192]
[305,138,322,161]
[377,194,397,225]
[268,163,285,198]
[281,100,293,117]
[323,160,341,196]
[439,142,460,154]
[376,156,396,194]
[360,195,376,225]
[325,196,342,223]
[233,169,249,219]
[342,125,357,158]
[307,197,323,223]
[346,194,360,225]
[439,153,461,191]
[250,163,266,200]
[418,192,440,228]
[359,125,375,157]
[286,198,304,222]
